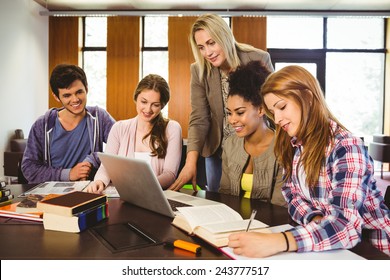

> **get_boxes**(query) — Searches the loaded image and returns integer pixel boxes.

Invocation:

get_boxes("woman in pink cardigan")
[85,74,182,193]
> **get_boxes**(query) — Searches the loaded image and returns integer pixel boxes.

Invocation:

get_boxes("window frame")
[267,17,386,133]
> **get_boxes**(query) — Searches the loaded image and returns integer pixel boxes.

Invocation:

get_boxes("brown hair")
[50,64,88,98]
[260,65,345,187]
[134,74,170,158]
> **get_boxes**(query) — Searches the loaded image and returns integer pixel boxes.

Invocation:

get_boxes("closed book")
[172,204,270,247]
[0,202,43,222]
[36,191,107,217]
[16,194,59,214]
[0,200,12,207]
[43,203,109,233]
[0,188,11,198]
[0,194,14,203]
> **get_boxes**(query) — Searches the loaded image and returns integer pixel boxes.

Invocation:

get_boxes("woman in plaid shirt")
[228,65,390,258]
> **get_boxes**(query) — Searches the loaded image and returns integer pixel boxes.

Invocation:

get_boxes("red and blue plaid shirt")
[285,120,390,256]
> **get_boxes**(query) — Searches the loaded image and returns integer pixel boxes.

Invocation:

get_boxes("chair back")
[384,186,390,209]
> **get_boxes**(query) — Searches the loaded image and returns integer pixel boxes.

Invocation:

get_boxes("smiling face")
[194,29,227,69]
[54,79,87,117]
[136,89,162,123]
[226,95,263,138]
[263,93,302,137]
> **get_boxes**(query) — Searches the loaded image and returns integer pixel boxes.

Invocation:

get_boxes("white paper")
[102,185,120,198]
[220,224,365,260]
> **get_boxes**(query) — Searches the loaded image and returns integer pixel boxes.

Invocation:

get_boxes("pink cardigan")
[94,116,182,189]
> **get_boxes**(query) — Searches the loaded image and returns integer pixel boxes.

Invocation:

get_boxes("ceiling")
[33,0,390,16]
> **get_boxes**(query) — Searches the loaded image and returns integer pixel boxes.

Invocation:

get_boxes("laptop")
[97,152,220,218]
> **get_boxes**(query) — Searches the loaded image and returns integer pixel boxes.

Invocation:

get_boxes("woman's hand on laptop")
[168,162,197,191]
[85,180,106,194]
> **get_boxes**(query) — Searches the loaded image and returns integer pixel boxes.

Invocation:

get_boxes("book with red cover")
[36,191,107,217]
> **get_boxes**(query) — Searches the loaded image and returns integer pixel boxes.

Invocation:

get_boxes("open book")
[19,181,90,197]
[172,204,269,247]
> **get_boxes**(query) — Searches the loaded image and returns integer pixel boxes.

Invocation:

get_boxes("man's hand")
[70,161,92,181]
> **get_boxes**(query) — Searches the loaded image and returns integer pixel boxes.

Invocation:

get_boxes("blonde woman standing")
[170,13,273,192]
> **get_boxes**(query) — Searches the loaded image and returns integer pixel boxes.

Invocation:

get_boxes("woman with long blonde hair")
[170,13,273,192]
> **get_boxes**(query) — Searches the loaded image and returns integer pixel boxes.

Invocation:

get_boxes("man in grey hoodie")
[22,64,115,184]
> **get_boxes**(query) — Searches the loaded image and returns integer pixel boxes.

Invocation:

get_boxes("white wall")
[0,0,48,178]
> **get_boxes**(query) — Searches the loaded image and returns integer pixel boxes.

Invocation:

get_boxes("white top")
[134,152,152,165]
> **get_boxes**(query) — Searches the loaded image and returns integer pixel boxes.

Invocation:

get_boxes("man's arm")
[21,118,63,183]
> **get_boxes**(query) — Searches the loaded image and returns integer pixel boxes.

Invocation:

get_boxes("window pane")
[144,16,168,47]
[142,51,168,81]
[222,16,230,27]
[326,52,384,139]
[327,18,384,49]
[142,51,169,117]
[267,17,323,49]
[275,63,317,78]
[83,51,107,109]
[85,17,107,47]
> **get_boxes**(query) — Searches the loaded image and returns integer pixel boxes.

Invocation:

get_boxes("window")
[82,17,107,109]
[267,17,323,49]
[142,16,168,80]
[267,16,385,141]
[141,16,169,116]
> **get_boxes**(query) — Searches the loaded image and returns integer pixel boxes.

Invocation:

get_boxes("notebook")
[97,152,220,218]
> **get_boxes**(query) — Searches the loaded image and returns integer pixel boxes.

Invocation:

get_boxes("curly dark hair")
[228,60,271,107]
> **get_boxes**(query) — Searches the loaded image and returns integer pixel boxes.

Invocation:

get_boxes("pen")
[246,209,257,232]
[165,239,201,254]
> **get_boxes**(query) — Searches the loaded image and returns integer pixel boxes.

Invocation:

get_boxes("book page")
[201,219,268,234]
[102,185,120,198]
[176,204,243,231]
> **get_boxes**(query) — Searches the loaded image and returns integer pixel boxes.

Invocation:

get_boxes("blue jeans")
[205,154,222,192]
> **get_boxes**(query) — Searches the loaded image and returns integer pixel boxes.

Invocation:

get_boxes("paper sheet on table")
[220,224,365,260]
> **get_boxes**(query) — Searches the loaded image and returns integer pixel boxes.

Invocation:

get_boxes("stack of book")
[0,194,49,222]
[36,191,108,233]
[0,181,14,207]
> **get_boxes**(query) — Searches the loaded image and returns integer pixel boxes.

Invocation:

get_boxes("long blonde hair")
[261,65,345,187]
[189,13,257,81]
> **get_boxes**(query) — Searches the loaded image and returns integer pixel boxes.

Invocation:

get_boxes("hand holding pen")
[246,209,257,232]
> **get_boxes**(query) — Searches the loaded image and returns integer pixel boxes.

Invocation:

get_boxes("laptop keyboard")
[167,199,192,212]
